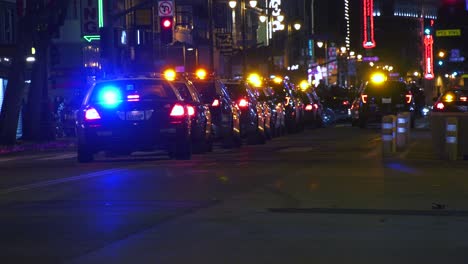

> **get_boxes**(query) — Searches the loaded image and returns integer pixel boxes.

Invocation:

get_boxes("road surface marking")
[37,153,77,161]
[277,147,315,153]
[0,158,17,163]
[0,167,131,195]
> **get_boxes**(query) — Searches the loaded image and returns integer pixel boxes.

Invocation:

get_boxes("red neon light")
[424,35,434,80]
[363,0,376,49]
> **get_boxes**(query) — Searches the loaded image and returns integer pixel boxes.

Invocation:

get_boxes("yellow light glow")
[247,73,262,87]
[31,47,36,55]
[195,69,207,79]
[370,72,386,84]
[163,69,176,81]
[299,80,310,91]
[444,93,454,103]
[272,76,283,84]
[438,51,445,58]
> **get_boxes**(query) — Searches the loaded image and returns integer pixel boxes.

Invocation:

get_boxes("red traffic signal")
[161,18,172,29]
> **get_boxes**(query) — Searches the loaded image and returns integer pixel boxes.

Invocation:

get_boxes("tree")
[0,0,69,145]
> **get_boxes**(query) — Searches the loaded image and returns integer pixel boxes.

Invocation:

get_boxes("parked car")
[76,75,193,162]
[324,85,352,122]
[222,79,267,145]
[433,88,468,113]
[172,74,213,153]
[296,89,323,127]
[190,76,242,148]
[351,76,415,128]
[259,84,286,137]
[268,76,304,133]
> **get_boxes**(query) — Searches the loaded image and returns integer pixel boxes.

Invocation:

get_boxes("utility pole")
[208,0,214,72]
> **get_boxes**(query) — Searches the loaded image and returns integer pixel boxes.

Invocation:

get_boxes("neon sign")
[362,0,376,49]
[82,0,104,42]
[424,35,434,80]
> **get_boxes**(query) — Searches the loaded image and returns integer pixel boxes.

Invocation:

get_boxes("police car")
[75,73,194,162]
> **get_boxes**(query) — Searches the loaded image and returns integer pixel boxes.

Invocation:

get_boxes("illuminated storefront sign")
[362,0,376,49]
[269,0,285,33]
[82,0,104,42]
[424,35,434,80]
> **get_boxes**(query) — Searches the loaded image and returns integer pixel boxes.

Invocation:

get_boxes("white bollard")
[382,115,396,156]
[446,117,458,161]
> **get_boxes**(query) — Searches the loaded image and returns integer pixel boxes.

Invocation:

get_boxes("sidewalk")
[0,137,76,156]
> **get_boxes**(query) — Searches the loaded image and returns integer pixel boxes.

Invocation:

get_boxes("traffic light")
[160,17,173,45]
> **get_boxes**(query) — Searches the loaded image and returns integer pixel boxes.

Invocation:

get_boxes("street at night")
[1,0,467,263]
[2,123,468,263]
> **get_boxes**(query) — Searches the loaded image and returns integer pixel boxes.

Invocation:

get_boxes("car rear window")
[224,83,247,98]
[269,83,288,97]
[193,81,217,103]
[89,79,177,104]
[365,81,408,97]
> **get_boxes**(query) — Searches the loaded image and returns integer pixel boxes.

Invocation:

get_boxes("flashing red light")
[342,100,350,106]
[305,104,313,111]
[170,104,185,117]
[187,105,195,116]
[405,94,413,104]
[238,98,248,108]
[162,18,172,28]
[460,96,467,102]
[212,99,220,107]
[436,102,445,110]
[85,108,101,120]
[361,94,368,103]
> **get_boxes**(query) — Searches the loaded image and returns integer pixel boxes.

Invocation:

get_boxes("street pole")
[208,0,214,72]
[241,0,247,76]
[324,42,329,86]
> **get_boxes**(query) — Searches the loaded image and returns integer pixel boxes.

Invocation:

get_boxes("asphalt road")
[1,124,468,264]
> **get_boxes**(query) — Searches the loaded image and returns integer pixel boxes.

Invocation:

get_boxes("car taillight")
[342,100,349,106]
[187,105,195,116]
[238,98,248,108]
[85,108,101,120]
[313,103,319,110]
[305,104,313,111]
[405,94,412,104]
[361,94,368,103]
[170,104,185,117]
[212,99,220,107]
[460,96,467,102]
[435,102,445,110]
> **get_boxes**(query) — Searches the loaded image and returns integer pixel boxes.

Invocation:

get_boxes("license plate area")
[457,105,468,112]
[382,98,392,104]
[117,110,154,121]
[126,111,145,121]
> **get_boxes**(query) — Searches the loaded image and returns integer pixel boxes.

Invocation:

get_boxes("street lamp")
[317,41,328,85]
[229,1,237,8]
[259,15,267,23]
[249,0,257,8]
[285,22,302,68]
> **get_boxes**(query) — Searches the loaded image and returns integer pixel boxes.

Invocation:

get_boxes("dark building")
[434,0,468,91]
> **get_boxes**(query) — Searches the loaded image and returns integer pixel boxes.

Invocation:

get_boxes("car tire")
[359,117,367,129]
[77,144,94,163]
[173,140,192,160]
